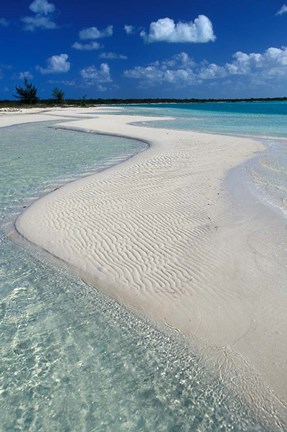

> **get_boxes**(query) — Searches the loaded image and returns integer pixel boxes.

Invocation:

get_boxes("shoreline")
[3,107,287,424]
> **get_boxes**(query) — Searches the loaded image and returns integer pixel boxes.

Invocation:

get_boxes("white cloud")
[72,41,101,50]
[73,26,112,53]
[38,54,70,74]
[276,4,287,15]
[125,64,196,85]
[22,15,56,30]
[140,15,216,43]
[0,18,9,27]
[29,0,55,15]
[198,63,226,79]
[22,0,57,31]
[160,52,195,68]
[99,52,127,60]
[124,52,197,86]
[80,63,112,86]
[124,25,134,34]
[225,47,287,76]
[124,47,287,90]
[79,25,113,40]
[19,71,34,80]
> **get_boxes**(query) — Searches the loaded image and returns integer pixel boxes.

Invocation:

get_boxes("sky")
[0,0,287,100]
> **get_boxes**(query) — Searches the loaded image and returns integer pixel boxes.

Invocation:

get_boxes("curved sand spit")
[7,108,287,419]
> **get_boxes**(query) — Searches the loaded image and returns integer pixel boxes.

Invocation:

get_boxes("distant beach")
[2,106,287,429]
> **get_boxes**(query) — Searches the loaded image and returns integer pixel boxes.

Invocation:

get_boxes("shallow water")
[246,138,287,218]
[0,121,274,431]
[119,101,287,137]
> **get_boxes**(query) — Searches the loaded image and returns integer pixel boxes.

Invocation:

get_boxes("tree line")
[8,77,287,107]
[15,78,64,105]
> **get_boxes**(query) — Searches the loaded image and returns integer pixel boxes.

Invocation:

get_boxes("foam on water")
[1,121,278,431]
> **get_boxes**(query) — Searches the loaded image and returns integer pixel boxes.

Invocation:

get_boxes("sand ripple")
[14,111,287,416]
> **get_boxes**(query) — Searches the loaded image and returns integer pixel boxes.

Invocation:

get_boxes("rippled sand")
[6,107,287,422]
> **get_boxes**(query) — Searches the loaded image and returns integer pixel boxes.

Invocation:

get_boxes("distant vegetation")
[52,87,65,104]
[1,97,287,109]
[1,82,287,109]
[14,78,39,105]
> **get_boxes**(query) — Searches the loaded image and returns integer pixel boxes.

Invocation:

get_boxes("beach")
[3,107,287,423]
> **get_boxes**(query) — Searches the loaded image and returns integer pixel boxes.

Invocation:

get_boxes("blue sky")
[1,0,287,99]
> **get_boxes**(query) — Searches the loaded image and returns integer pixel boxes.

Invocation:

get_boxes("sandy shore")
[4,107,287,421]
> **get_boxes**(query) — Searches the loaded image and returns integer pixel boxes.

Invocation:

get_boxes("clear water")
[120,102,287,137]
[0,121,272,431]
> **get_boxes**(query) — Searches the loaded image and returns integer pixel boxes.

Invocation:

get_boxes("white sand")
[4,107,287,418]
[0,107,68,127]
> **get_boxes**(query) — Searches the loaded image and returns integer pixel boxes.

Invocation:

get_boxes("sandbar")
[4,107,287,423]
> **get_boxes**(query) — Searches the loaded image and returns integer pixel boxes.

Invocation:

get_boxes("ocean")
[120,101,287,137]
[1,103,286,431]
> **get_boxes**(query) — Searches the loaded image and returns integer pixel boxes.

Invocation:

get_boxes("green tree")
[52,87,64,104]
[80,94,87,106]
[15,78,39,104]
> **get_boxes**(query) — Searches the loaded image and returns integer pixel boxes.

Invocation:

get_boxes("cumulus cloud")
[99,52,127,60]
[29,0,55,15]
[225,47,287,76]
[140,15,216,43]
[79,25,113,40]
[124,47,287,90]
[22,0,57,31]
[125,64,196,85]
[72,41,101,50]
[0,18,9,27]
[38,54,70,74]
[19,71,34,80]
[276,4,287,15]
[198,63,225,80]
[161,51,195,68]
[124,53,196,86]
[22,16,56,30]
[124,25,134,34]
[80,63,112,85]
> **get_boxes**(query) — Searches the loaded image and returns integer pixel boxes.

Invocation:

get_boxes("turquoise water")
[120,102,287,137]
[130,101,287,115]
[0,121,273,431]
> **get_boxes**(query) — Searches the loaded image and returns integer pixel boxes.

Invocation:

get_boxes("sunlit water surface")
[0,121,273,431]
